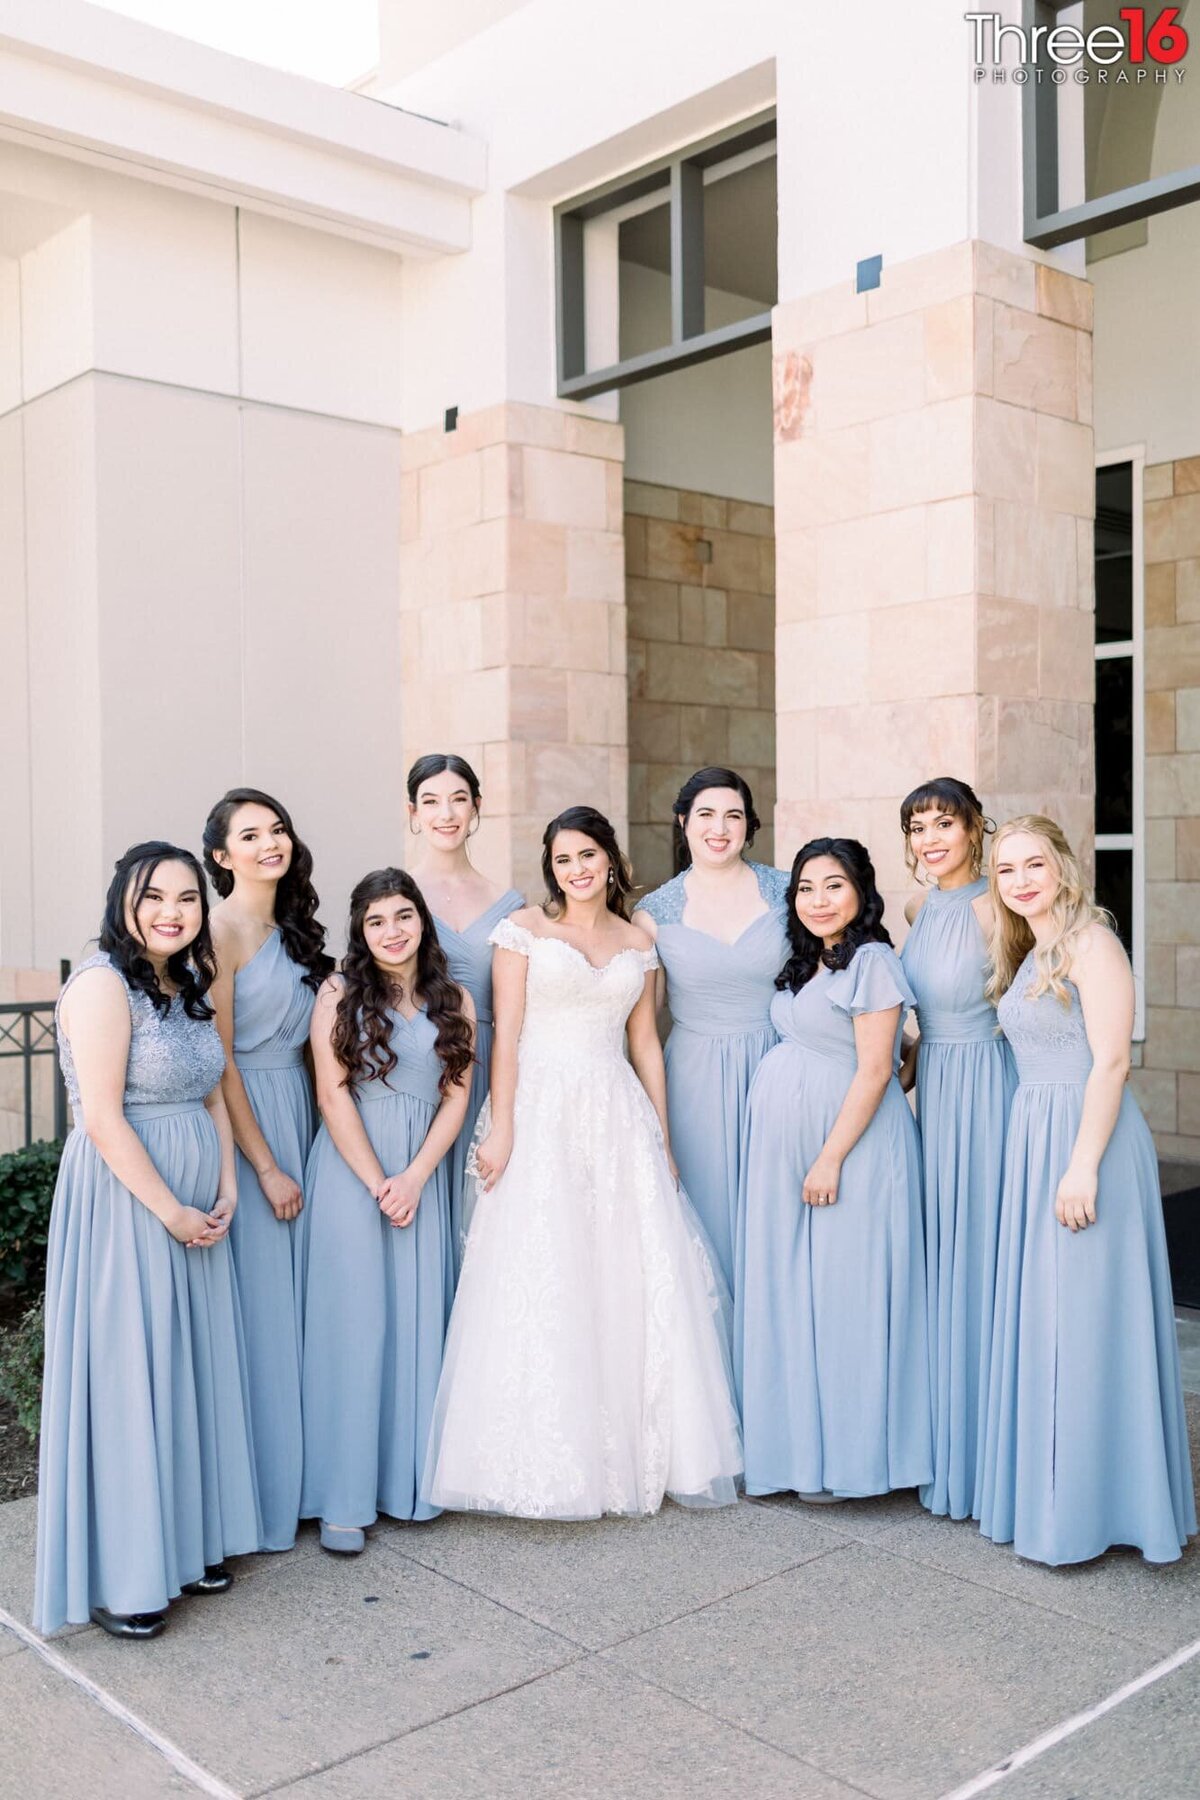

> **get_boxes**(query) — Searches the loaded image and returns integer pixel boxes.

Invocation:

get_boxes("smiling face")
[409,769,478,851]
[906,804,974,886]
[215,802,292,887]
[794,854,861,947]
[125,859,204,963]
[362,892,423,976]
[550,830,610,903]
[993,829,1061,925]
[681,787,748,871]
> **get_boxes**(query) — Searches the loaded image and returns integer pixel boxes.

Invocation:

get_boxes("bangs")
[900,780,974,830]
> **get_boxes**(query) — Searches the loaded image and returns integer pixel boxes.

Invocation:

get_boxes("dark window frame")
[554,111,776,400]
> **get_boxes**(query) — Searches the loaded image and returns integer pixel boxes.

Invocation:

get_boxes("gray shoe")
[319,1522,366,1554]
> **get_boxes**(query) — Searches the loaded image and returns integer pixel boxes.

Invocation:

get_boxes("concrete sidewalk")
[2,1371,1197,1799]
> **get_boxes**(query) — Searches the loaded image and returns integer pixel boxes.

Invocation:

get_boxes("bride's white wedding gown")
[422,916,743,1518]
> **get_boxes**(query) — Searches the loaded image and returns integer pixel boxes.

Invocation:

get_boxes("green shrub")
[0,1299,44,1440]
[0,1138,62,1294]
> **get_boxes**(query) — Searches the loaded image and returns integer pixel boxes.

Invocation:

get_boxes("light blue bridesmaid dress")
[978,945,1196,1565]
[901,879,1017,1521]
[34,955,261,1635]
[297,1006,453,1527]
[736,943,932,1497]
[228,929,315,1551]
[636,862,789,1292]
[429,888,522,1278]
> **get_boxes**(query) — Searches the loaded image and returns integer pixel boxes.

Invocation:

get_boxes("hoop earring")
[408,816,420,837]
[467,813,481,839]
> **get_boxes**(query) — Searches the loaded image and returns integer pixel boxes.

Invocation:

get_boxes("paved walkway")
[2,1350,1197,1799]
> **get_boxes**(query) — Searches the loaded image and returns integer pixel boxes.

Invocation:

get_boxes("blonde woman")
[977,816,1194,1566]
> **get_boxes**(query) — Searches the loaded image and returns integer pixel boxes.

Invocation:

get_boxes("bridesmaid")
[298,870,474,1551]
[34,843,259,1639]
[736,838,931,1500]
[203,787,334,1553]
[632,767,788,1292]
[978,816,1195,1565]
[899,777,1016,1522]
[406,754,521,1275]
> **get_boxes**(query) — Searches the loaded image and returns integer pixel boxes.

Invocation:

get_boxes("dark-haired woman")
[407,754,522,1278]
[898,778,1016,1523]
[632,768,787,1295]
[423,807,742,1519]
[297,871,473,1550]
[203,787,333,1553]
[736,839,930,1501]
[34,845,260,1639]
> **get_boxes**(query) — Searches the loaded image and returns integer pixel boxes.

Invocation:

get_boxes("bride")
[422,805,743,1518]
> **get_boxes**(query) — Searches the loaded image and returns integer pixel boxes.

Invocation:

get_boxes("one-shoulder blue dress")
[978,945,1196,1565]
[227,928,316,1551]
[736,943,932,1498]
[34,955,260,1635]
[429,889,522,1279]
[636,862,789,1293]
[900,879,1016,1521]
[297,1007,453,1527]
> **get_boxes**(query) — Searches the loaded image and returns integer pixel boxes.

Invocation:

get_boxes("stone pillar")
[399,403,627,894]
[772,240,1095,924]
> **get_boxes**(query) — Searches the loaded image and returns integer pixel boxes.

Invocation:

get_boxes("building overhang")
[0,0,487,255]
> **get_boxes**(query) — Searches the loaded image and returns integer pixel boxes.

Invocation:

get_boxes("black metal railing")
[0,960,70,1148]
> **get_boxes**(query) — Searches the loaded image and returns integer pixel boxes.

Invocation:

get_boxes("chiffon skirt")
[297,1093,453,1528]
[34,1107,261,1636]
[737,1047,932,1498]
[447,1015,493,1277]
[916,1038,1016,1520]
[665,1023,776,1297]
[229,1062,313,1550]
[978,1086,1195,1565]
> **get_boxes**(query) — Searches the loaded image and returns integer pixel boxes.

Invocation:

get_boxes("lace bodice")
[489,917,657,1062]
[637,861,789,927]
[56,953,226,1113]
[996,951,1093,1084]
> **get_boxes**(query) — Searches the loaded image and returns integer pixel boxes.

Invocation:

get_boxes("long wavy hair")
[672,766,761,873]
[541,807,634,920]
[99,842,216,1019]
[899,775,994,883]
[985,815,1111,1007]
[330,869,473,1095]
[776,837,892,994]
[202,787,334,992]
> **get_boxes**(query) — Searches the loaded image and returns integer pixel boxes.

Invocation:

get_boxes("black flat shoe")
[181,1564,233,1595]
[89,1606,167,1640]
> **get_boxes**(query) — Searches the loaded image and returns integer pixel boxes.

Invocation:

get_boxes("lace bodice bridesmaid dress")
[422,917,743,1518]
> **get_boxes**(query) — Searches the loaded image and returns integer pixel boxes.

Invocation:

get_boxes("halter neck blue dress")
[430,889,523,1278]
[900,879,1016,1521]
[978,944,1195,1565]
[636,862,789,1293]
[227,928,316,1551]
[34,955,260,1635]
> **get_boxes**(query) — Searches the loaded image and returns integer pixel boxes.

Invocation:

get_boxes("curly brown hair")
[330,869,473,1096]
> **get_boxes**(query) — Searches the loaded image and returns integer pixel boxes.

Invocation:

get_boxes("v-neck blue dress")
[297,1005,453,1527]
[430,888,523,1278]
[636,862,789,1293]
[900,880,1016,1522]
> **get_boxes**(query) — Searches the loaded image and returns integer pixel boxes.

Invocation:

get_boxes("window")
[1093,451,1145,1036]
[555,113,776,400]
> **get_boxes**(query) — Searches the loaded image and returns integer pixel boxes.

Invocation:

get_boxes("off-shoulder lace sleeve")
[638,945,661,974]
[635,873,686,926]
[489,916,535,957]
[828,944,915,1018]
[754,863,790,907]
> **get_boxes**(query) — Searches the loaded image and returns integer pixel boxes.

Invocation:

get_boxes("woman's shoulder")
[617,918,655,954]
[634,872,685,926]
[904,890,927,927]
[1069,919,1129,977]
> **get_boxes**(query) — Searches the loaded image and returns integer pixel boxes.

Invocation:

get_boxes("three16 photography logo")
[968,8,1189,81]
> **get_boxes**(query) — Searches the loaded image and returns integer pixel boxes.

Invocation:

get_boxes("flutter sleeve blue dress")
[900,879,1016,1521]
[978,943,1196,1565]
[34,955,261,1635]
[431,889,523,1280]
[735,943,932,1498]
[227,928,316,1551]
[637,862,789,1293]
[297,1006,454,1528]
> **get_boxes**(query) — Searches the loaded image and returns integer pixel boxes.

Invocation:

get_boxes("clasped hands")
[374,1168,422,1229]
